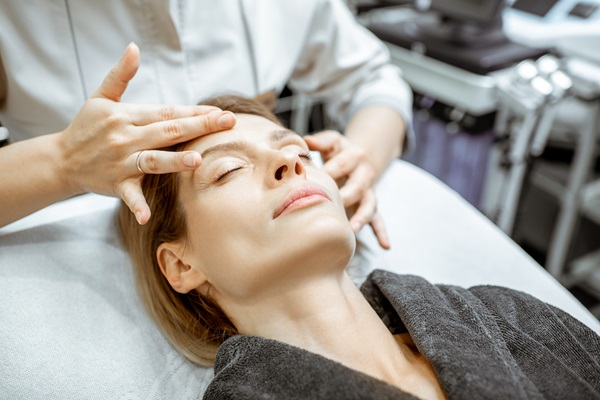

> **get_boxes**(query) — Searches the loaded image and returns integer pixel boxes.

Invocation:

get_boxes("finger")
[138,110,237,148]
[92,42,140,102]
[117,178,151,225]
[322,148,361,180]
[304,131,343,160]
[128,104,222,126]
[348,189,377,233]
[339,165,373,208]
[369,213,391,250]
[134,150,202,175]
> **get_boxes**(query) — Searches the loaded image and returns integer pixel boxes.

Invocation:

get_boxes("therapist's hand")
[57,43,236,225]
[304,131,390,250]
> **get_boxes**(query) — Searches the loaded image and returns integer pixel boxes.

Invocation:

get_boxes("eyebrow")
[200,129,299,159]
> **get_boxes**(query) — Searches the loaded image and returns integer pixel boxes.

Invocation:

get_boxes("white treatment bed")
[1,159,598,399]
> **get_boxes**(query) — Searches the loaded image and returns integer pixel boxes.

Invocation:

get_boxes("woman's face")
[172,114,356,303]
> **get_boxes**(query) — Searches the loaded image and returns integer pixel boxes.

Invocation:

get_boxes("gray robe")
[204,270,600,399]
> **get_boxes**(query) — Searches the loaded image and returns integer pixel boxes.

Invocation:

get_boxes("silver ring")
[136,150,146,174]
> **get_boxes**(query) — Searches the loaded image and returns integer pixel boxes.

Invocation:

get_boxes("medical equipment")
[362,0,600,118]
[491,60,600,314]
[537,65,600,279]
[368,5,544,76]
[428,0,505,24]
[492,55,574,235]
[418,0,507,47]
[485,0,600,286]
[505,0,600,63]
[360,2,546,207]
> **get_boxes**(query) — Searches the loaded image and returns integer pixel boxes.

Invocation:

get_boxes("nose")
[269,150,306,184]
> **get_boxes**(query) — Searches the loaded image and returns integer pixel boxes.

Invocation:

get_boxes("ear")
[157,242,208,294]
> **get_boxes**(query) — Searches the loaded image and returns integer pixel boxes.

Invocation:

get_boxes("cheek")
[183,184,270,279]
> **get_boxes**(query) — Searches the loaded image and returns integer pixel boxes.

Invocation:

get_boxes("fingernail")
[352,222,361,232]
[124,42,137,57]
[135,211,142,225]
[183,153,197,167]
[217,112,236,128]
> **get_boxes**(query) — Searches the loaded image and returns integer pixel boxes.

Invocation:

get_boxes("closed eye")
[213,148,310,182]
[298,151,312,161]
[217,165,244,181]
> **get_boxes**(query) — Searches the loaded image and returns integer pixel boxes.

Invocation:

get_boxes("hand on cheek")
[304,131,389,250]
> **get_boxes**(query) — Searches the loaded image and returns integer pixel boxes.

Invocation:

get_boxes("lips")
[273,185,330,219]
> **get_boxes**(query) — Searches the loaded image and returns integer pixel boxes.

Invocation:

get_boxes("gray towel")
[204,270,600,399]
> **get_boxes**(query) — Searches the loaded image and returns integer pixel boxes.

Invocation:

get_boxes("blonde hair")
[118,95,282,366]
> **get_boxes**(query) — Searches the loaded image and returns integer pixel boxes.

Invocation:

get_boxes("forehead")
[185,114,294,152]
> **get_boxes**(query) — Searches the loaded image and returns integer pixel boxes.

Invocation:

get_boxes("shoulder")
[365,269,600,352]
[468,283,600,347]
[364,268,564,314]
[365,270,600,385]
[363,269,593,335]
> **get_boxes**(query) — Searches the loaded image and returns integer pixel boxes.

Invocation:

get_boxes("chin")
[284,212,356,270]
[226,214,356,299]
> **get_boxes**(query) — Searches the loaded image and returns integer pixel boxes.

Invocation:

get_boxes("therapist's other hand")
[304,131,390,250]
[57,43,236,225]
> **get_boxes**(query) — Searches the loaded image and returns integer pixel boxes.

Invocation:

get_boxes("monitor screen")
[429,0,506,24]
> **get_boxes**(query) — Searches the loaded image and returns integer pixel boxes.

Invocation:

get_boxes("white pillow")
[0,196,212,399]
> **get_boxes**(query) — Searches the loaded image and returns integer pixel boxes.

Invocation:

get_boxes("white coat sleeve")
[287,0,415,153]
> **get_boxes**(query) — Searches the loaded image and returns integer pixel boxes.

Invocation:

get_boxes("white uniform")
[0,0,412,143]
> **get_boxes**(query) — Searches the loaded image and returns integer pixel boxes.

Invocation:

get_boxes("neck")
[225,271,412,385]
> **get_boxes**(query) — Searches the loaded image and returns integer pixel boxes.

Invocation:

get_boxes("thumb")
[91,42,140,101]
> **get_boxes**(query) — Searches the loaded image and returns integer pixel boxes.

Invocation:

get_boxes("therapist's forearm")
[0,133,77,227]
[343,105,405,180]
